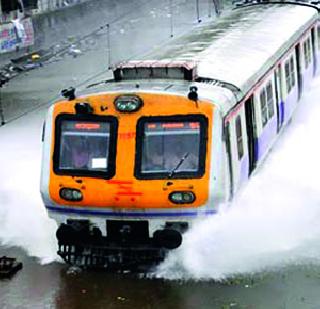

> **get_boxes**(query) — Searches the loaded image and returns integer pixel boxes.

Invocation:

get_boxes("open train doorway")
[244,95,256,176]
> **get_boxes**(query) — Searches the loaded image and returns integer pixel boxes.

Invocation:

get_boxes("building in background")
[1,0,88,21]
[0,0,87,55]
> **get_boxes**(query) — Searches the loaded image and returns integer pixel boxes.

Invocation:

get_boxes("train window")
[235,115,244,160]
[304,41,308,68]
[259,89,268,127]
[303,39,312,69]
[266,82,275,119]
[284,56,295,94]
[290,56,295,88]
[135,115,207,179]
[317,26,320,51]
[285,61,291,93]
[53,115,118,178]
[308,39,312,64]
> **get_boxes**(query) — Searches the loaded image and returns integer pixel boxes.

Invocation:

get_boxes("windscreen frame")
[135,114,208,180]
[53,113,118,178]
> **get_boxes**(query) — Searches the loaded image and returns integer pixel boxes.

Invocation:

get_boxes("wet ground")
[2,245,320,309]
[1,1,320,308]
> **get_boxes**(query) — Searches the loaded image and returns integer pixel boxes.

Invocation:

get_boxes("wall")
[0,0,149,65]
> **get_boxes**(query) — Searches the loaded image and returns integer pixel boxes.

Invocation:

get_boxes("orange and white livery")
[41,1,320,268]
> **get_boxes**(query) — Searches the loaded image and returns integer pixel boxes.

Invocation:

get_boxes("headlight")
[114,95,143,112]
[169,191,195,204]
[59,188,83,201]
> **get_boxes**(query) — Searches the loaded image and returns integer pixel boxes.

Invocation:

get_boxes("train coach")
[41,1,320,269]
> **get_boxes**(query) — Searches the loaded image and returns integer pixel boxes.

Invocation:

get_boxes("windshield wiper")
[168,152,189,178]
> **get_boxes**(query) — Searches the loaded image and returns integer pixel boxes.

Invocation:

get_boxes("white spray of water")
[156,77,320,280]
[0,110,58,264]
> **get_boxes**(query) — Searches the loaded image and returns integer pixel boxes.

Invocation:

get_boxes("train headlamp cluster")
[169,191,195,204]
[114,95,143,112]
[59,188,83,202]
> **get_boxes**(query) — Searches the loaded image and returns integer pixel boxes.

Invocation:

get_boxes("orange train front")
[40,76,229,268]
[41,2,320,268]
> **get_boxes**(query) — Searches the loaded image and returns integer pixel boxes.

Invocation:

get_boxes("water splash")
[156,77,320,280]
[0,111,58,264]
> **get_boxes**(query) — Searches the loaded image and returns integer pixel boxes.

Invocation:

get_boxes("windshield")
[54,115,117,177]
[136,116,207,179]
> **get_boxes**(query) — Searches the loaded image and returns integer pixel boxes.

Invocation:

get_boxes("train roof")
[82,78,237,116]
[112,2,318,113]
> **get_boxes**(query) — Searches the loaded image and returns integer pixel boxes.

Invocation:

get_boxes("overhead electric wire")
[0,0,221,127]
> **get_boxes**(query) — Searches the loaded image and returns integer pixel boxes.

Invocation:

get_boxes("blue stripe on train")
[279,101,284,126]
[45,205,217,217]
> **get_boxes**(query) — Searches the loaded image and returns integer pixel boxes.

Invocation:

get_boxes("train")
[40,0,320,269]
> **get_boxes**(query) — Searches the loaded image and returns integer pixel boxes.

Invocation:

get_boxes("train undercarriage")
[56,219,186,271]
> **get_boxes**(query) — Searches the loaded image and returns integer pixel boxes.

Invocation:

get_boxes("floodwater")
[3,248,320,309]
[1,0,320,308]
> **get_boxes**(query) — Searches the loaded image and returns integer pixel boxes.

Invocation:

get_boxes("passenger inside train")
[57,119,110,172]
[140,120,200,175]
[71,138,90,169]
